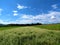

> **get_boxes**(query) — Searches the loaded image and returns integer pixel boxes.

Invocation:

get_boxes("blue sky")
[0,0,60,24]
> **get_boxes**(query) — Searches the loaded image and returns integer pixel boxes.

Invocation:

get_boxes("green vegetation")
[0,24,60,45]
[35,23,60,30]
[0,26,20,30]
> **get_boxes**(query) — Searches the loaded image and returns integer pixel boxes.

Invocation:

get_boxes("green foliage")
[0,26,60,45]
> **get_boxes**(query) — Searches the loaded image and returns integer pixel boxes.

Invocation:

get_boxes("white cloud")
[21,14,33,19]
[13,10,18,16]
[16,19,33,24]
[22,15,29,18]
[50,15,55,19]
[0,8,3,11]
[13,10,18,13]
[0,19,18,24]
[17,4,27,9]
[13,13,18,16]
[0,11,60,24]
[0,20,10,24]
[18,11,60,24]
[0,20,4,23]
[52,4,58,9]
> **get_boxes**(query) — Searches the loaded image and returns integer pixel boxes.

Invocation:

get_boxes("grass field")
[35,24,60,30]
[0,24,60,45]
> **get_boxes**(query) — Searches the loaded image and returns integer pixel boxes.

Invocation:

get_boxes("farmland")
[0,24,60,45]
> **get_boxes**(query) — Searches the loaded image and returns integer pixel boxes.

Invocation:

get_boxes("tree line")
[0,23,42,27]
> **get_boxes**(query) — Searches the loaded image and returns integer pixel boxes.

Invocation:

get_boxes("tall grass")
[0,27,60,45]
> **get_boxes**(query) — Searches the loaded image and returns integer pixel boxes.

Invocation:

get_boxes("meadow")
[35,23,60,30]
[0,24,60,45]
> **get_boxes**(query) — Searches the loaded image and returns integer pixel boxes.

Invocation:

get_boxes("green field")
[35,24,60,30]
[0,24,60,45]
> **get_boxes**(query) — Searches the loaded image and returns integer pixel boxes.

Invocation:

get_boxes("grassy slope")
[0,26,60,45]
[35,24,60,30]
[0,26,20,30]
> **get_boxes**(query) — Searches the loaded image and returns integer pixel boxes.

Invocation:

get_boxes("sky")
[0,0,60,24]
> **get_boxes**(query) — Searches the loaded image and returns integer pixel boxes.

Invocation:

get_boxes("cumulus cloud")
[50,15,55,19]
[0,11,60,24]
[17,4,27,9]
[0,20,10,24]
[0,19,18,24]
[18,11,60,24]
[21,14,33,19]
[16,19,33,24]
[22,15,29,19]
